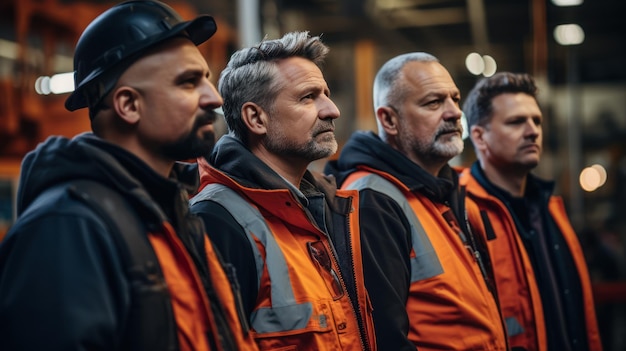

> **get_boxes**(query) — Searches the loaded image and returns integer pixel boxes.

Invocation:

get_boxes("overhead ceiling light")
[482,55,497,77]
[465,52,484,75]
[551,0,583,6]
[34,72,74,95]
[554,24,585,45]
[465,52,498,76]
[579,165,605,192]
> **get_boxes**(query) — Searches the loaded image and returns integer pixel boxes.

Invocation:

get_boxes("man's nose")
[319,95,340,120]
[525,120,541,139]
[200,81,223,108]
[443,98,462,121]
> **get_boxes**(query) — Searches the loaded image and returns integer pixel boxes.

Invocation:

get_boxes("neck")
[407,153,447,177]
[250,146,307,188]
[389,139,448,177]
[132,150,174,178]
[480,160,527,197]
[105,134,174,178]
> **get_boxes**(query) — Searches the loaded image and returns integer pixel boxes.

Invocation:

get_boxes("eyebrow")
[420,90,459,101]
[299,83,330,96]
[175,67,209,80]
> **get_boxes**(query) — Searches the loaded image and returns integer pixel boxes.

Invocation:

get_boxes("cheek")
[148,108,196,141]
[413,115,438,134]
[400,115,426,135]
[483,133,506,152]
[413,124,434,140]
[287,110,316,133]
[162,97,198,125]
[492,135,511,151]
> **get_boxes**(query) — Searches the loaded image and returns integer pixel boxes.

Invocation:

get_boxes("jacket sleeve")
[358,188,417,351]
[0,209,130,351]
[190,200,258,317]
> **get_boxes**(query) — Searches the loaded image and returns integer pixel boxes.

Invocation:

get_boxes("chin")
[520,160,540,171]
[435,141,464,158]
[321,146,338,159]
[320,139,338,152]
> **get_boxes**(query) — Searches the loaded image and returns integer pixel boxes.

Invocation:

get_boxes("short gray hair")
[218,31,329,144]
[373,52,439,111]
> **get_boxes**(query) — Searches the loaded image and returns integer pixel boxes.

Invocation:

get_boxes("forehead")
[400,61,459,95]
[124,38,208,76]
[275,57,326,86]
[491,93,541,118]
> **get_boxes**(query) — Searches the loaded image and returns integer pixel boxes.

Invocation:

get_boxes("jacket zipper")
[344,197,371,351]
[462,187,511,351]
[295,194,370,351]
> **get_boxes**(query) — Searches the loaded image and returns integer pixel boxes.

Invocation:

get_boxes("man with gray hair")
[190,31,376,351]
[325,52,508,350]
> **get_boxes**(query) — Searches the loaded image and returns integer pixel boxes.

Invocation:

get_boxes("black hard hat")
[65,0,217,111]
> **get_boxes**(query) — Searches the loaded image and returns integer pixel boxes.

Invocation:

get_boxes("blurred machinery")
[0,0,235,239]
[0,0,98,158]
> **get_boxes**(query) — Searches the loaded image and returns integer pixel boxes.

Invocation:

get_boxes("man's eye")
[178,75,201,87]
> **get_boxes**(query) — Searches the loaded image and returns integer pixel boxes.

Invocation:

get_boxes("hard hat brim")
[65,15,217,111]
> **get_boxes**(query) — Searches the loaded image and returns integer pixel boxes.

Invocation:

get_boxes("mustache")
[194,110,219,128]
[436,123,463,137]
[313,121,335,136]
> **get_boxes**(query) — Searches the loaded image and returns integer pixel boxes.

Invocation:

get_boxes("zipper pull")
[474,250,481,261]
[464,245,476,261]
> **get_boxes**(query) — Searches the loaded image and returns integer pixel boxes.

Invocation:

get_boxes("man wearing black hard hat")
[0,1,258,350]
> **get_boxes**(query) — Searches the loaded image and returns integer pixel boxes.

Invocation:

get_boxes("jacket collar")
[202,134,343,209]
[470,161,555,204]
[335,131,457,204]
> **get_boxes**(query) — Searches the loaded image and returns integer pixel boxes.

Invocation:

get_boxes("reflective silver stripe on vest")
[190,184,313,333]
[346,174,443,282]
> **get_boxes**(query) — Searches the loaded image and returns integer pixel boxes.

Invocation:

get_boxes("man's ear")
[241,102,268,136]
[112,86,140,125]
[376,106,399,136]
[470,125,487,151]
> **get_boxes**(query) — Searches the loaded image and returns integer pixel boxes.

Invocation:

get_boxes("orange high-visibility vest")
[459,167,602,351]
[344,168,507,351]
[191,163,376,351]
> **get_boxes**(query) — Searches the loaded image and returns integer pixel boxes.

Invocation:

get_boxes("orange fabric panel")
[202,235,259,350]
[148,223,211,351]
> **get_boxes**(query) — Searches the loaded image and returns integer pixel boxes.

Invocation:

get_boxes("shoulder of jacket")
[19,182,107,223]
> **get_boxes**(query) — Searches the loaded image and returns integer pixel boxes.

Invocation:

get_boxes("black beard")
[159,111,217,160]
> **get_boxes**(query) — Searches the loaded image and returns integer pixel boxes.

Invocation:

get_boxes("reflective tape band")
[346,174,444,282]
[191,184,312,332]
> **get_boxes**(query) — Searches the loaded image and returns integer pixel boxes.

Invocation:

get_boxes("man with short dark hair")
[460,71,602,351]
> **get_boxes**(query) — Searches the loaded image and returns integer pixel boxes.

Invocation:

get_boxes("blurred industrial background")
[1,0,625,348]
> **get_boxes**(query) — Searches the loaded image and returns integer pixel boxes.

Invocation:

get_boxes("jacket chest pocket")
[251,299,346,351]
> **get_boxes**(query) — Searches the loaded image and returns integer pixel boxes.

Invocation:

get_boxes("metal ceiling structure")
[189,0,625,88]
